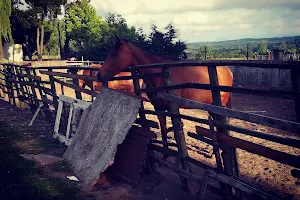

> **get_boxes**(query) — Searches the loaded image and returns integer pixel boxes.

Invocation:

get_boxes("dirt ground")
[0,83,299,200]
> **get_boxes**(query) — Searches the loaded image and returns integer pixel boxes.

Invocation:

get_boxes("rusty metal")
[107,125,156,185]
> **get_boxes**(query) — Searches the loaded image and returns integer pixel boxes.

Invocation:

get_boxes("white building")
[3,43,23,62]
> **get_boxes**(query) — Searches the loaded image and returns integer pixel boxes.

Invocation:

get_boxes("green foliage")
[137,23,187,59]
[43,21,60,56]
[0,0,13,42]
[187,36,300,59]
[64,0,109,59]
[257,40,268,54]
[24,0,67,21]
[10,7,38,60]
[9,0,186,61]
[194,45,214,59]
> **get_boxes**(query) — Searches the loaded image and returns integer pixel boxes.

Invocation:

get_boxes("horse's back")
[172,65,233,106]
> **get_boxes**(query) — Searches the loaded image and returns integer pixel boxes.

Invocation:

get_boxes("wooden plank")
[41,69,163,82]
[53,77,98,97]
[206,170,282,200]
[196,126,300,168]
[48,69,58,110]
[53,100,64,139]
[163,67,190,190]
[17,80,56,98]
[6,60,300,70]
[187,132,213,145]
[11,66,22,107]
[65,103,74,141]
[158,92,300,133]
[107,126,156,184]
[131,69,147,127]
[214,121,300,148]
[63,87,141,186]
[142,109,209,125]
[291,68,300,125]
[150,139,178,147]
[150,155,282,200]
[69,69,82,100]
[131,60,300,70]
[140,83,297,100]
[208,65,239,195]
[134,118,159,128]
[151,156,200,183]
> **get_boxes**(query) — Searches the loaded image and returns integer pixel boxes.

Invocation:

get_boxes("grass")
[0,123,82,200]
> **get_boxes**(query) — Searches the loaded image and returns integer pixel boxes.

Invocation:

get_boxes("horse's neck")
[130,45,167,67]
[129,44,175,88]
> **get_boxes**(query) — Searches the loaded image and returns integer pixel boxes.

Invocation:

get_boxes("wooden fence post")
[131,69,147,127]
[25,68,40,111]
[48,69,58,110]
[9,65,19,106]
[15,67,27,102]
[207,65,241,196]
[6,65,16,105]
[163,67,190,191]
[291,68,300,126]
[69,69,82,100]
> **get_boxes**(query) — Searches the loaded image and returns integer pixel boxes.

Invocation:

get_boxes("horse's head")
[98,35,135,82]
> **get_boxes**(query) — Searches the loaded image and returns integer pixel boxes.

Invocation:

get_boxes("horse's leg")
[156,111,169,160]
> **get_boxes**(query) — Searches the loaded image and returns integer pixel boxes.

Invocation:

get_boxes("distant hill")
[187,36,300,50]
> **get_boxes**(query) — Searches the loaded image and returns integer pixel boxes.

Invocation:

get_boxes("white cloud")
[90,0,300,42]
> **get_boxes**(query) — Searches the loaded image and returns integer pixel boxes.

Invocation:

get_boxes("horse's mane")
[118,38,180,62]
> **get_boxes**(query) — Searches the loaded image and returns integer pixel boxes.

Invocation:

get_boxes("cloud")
[90,0,300,42]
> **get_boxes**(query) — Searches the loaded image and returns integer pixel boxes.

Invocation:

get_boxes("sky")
[90,0,300,43]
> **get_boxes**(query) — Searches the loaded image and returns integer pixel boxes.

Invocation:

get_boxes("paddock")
[0,60,299,200]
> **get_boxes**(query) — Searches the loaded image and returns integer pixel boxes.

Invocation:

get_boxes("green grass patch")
[0,123,81,200]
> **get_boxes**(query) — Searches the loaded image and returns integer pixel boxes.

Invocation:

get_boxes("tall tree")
[195,45,214,60]
[257,40,268,54]
[0,0,13,60]
[144,23,187,59]
[24,0,67,60]
[64,0,108,60]
[10,7,37,60]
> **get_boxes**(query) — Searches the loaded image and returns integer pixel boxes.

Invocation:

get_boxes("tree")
[280,42,288,51]
[10,2,55,60]
[64,0,109,60]
[142,23,187,59]
[195,45,213,60]
[10,7,37,60]
[24,0,67,60]
[0,0,13,60]
[257,40,268,54]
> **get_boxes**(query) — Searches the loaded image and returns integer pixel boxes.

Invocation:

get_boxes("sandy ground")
[49,82,300,200]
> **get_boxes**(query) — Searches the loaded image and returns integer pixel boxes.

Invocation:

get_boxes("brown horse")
[98,36,233,147]
[78,63,101,89]
[78,63,143,93]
